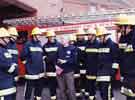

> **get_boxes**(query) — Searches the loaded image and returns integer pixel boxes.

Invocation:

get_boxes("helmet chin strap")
[103,35,109,43]
[2,38,8,45]
[33,35,39,42]
[10,37,16,42]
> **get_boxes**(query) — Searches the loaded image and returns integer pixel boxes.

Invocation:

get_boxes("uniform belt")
[25,73,45,80]
[46,72,56,77]
[96,76,111,82]
[0,87,16,96]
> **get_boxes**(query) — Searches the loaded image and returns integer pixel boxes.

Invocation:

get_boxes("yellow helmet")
[0,27,10,38]
[87,28,96,35]
[69,34,76,41]
[46,30,56,37]
[115,14,135,25]
[76,28,87,36]
[96,26,109,36]
[128,15,135,25]
[8,27,18,36]
[31,27,42,35]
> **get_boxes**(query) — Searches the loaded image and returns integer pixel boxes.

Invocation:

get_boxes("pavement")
[16,85,126,100]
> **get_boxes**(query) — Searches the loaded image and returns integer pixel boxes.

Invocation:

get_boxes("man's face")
[60,37,69,47]
[33,35,39,42]
[77,35,85,40]
[48,36,55,43]
[125,25,132,35]
[88,34,96,41]
[98,35,107,43]
[116,25,125,35]
[117,25,132,35]
[69,40,75,45]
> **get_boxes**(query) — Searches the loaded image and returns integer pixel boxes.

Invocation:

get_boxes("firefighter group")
[0,14,135,100]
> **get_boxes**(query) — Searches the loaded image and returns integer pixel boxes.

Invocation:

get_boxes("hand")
[58,59,67,64]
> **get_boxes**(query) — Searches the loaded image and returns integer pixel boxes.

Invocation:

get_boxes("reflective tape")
[86,75,96,80]
[112,63,119,69]
[80,70,86,74]
[43,56,46,60]
[0,87,16,96]
[79,63,83,66]
[85,92,89,96]
[51,96,56,100]
[46,72,56,77]
[0,97,4,100]
[85,48,98,53]
[108,84,111,100]
[8,63,17,73]
[4,52,12,58]
[34,96,41,100]
[81,89,85,92]
[74,74,80,78]
[76,93,81,97]
[89,96,95,100]
[78,46,85,51]
[30,47,43,52]
[8,49,18,55]
[96,76,111,82]
[45,47,58,52]
[118,43,127,49]
[25,73,45,80]
[125,45,134,52]
[98,48,110,53]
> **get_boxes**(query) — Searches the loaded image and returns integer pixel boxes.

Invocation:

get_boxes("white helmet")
[87,28,96,35]
[0,27,10,38]
[8,27,18,36]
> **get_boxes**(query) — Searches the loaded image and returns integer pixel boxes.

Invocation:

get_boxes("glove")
[58,59,67,64]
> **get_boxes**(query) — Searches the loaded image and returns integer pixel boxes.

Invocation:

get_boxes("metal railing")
[3,8,135,26]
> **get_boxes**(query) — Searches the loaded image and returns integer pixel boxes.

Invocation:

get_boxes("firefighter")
[85,28,99,100]
[75,28,87,99]
[7,27,19,79]
[21,27,45,100]
[56,36,77,100]
[0,27,18,100]
[7,26,18,62]
[42,30,62,100]
[116,15,135,100]
[17,31,28,78]
[96,26,119,100]
[69,34,76,45]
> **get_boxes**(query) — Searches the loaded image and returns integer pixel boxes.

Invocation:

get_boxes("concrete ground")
[16,86,126,100]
